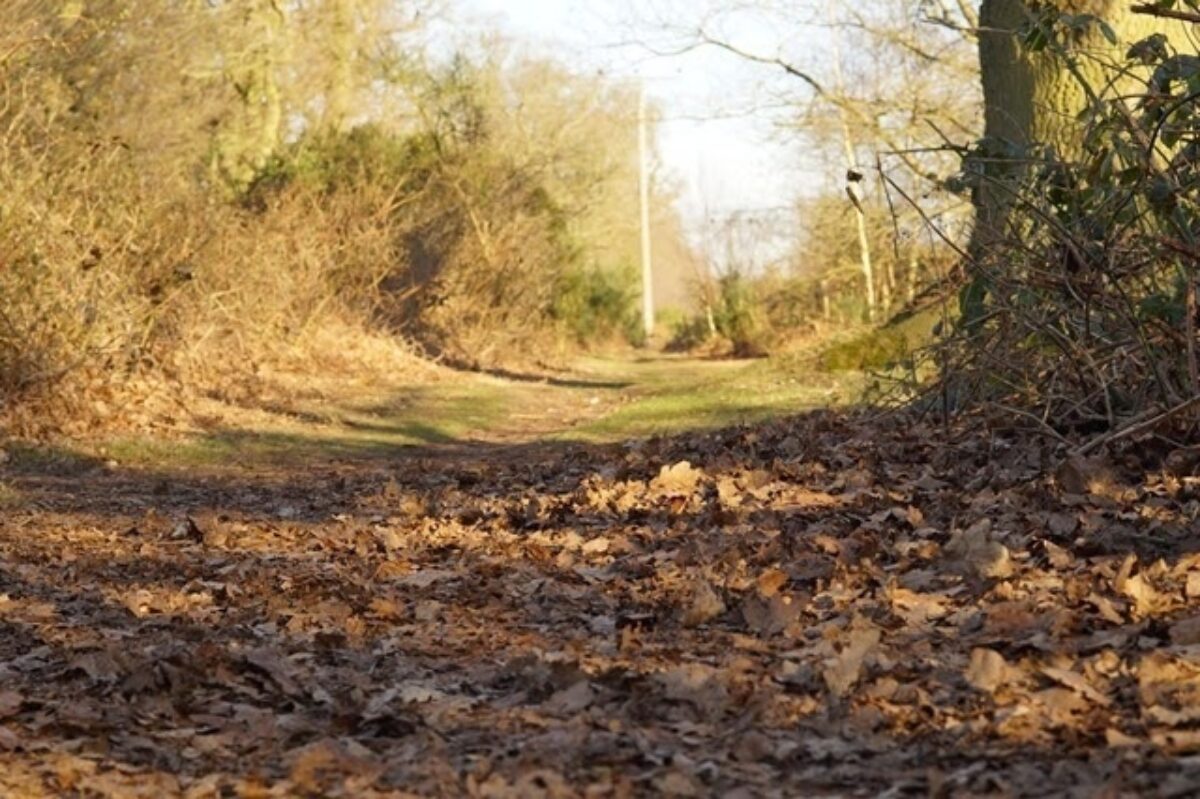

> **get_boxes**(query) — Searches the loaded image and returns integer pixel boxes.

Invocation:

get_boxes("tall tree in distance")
[326,0,357,131]
[210,0,288,189]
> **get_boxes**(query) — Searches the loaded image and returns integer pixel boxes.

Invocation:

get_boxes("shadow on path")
[2,408,1200,795]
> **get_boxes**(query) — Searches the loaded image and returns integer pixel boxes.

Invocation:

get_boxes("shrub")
[941,23,1200,431]
[553,263,643,347]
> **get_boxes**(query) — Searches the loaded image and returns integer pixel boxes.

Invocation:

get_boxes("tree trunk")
[829,8,877,322]
[211,0,287,190]
[970,0,1189,254]
[325,0,356,132]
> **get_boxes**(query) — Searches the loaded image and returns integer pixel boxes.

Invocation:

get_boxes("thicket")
[934,8,1200,438]
[0,2,657,435]
[668,195,954,360]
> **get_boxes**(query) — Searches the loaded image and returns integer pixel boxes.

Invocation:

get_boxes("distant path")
[10,354,856,474]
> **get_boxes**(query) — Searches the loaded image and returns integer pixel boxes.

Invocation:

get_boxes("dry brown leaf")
[1170,615,1200,646]
[888,586,951,626]
[652,461,704,495]
[1040,665,1110,706]
[755,568,789,597]
[0,691,21,719]
[681,580,726,627]
[544,681,595,716]
[823,619,881,697]
[965,648,1013,694]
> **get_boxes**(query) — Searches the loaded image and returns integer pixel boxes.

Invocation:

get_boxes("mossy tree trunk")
[970,0,1189,255]
[211,0,287,191]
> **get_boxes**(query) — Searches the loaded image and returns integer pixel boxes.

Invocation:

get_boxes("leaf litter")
[2,409,1200,795]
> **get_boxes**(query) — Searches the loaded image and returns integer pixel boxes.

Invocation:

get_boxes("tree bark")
[970,0,1190,254]
[212,0,287,190]
[325,0,356,132]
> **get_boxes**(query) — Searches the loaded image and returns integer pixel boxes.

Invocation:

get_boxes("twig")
[1190,274,1200,397]
[877,171,971,262]
[987,402,1074,447]
[1074,395,1200,456]
[1131,4,1200,24]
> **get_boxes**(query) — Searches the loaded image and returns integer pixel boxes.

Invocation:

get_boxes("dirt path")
[2,359,1200,797]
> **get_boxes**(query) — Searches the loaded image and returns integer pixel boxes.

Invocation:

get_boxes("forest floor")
[2,355,1200,797]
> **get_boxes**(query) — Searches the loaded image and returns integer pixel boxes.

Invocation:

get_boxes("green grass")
[21,355,864,473]
[99,380,516,469]
[561,356,862,441]
[2,442,102,475]
[819,306,948,373]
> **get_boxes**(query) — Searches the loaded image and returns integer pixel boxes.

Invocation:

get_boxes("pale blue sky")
[452,0,818,242]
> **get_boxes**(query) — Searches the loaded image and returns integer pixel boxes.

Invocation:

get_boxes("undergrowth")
[0,5,649,437]
[936,14,1200,439]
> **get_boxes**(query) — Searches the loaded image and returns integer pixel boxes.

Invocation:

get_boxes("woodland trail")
[2,357,1200,797]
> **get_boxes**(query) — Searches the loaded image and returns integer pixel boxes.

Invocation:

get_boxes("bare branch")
[1131,3,1200,24]
[694,28,826,95]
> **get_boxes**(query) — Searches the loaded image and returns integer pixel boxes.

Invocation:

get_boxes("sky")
[451,0,824,246]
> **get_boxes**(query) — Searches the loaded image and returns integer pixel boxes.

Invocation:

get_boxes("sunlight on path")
[561,356,859,442]
[79,355,861,471]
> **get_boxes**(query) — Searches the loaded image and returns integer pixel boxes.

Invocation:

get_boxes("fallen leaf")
[1170,615,1200,646]
[755,568,789,597]
[681,580,726,627]
[652,461,704,494]
[544,680,594,716]
[965,648,1012,694]
[1040,665,1110,706]
[741,593,802,637]
[0,691,21,719]
[823,619,881,697]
